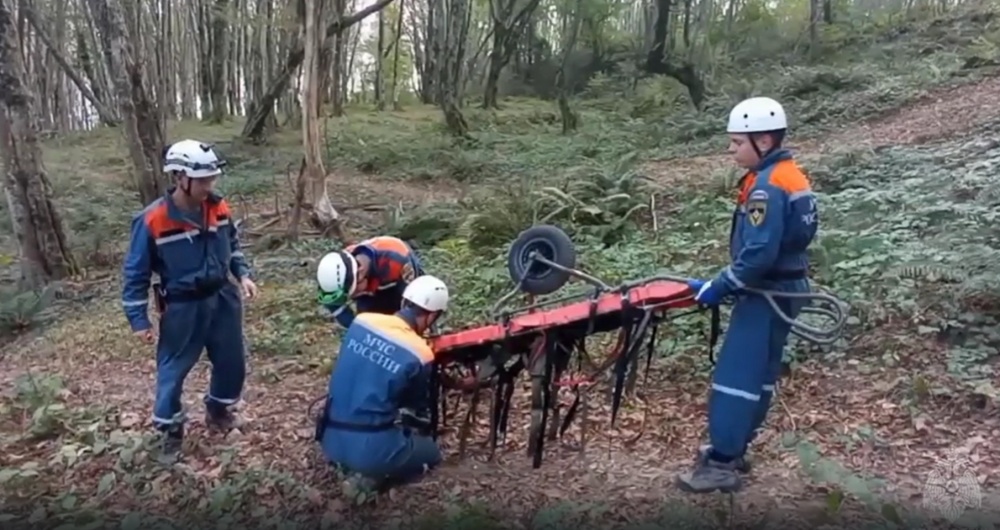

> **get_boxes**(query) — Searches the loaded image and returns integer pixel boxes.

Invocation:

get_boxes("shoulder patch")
[746,194,768,227]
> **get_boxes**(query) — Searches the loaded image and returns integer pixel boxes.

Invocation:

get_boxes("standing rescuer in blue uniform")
[679,97,819,493]
[314,236,424,328]
[314,274,449,497]
[121,139,259,464]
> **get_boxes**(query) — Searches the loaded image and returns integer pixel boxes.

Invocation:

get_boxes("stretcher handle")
[529,257,849,346]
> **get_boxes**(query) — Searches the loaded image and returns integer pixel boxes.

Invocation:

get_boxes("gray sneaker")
[676,457,742,494]
[696,444,751,474]
[155,428,184,466]
[205,408,245,433]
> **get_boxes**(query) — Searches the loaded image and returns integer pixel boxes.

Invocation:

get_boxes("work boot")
[341,472,380,504]
[155,426,184,466]
[205,404,245,433]
[696,444,752,474]
[676,456,742,494]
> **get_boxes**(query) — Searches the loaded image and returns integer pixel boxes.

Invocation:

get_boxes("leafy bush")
[0,284,57,339]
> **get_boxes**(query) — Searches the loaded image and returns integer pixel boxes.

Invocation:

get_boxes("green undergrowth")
[807,122,1000,396]
[324,9,999,184]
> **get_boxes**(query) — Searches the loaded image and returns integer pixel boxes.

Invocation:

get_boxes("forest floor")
[2,74,1000,529]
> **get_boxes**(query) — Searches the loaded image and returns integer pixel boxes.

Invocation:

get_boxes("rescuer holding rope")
[315,236,424,328]
[315,275,450,496]
[679,97,818,493]
[121,139,258,464]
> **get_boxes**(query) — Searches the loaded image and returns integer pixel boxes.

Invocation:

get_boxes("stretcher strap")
[610,295,636,426]
[643,321,659,386]
[489,355,524,453]
[530,334,556,469]
[429,363,441,440]
[312,394,329,443]
[584,287,601,336]
[488,316,519,453]
[558,338,589,437]
[708,306,721,366]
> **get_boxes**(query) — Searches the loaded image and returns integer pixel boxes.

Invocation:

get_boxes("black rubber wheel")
[506,225,576,295]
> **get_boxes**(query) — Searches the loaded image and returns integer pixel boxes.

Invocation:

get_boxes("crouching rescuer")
[680,97,819,493]
[314,275,450,494]
[121,139,259,463]
[315,236,424,329]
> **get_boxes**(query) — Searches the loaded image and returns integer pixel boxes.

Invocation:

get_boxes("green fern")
[892,264,968,283]
[0,284,58,337]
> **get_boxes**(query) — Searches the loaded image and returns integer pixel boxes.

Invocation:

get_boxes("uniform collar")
[753,148,793,172]
[735,149,794,200]
[395,308,420,330]
[350,243,377,276]
[163,187,222,223]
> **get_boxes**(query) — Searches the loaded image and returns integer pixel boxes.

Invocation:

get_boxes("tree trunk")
[208,0,229,122]
[292,0,346,243]
[0,1,78,287]
[556,0,583,134]
[389,0,404,111]
[374,8,385,110]
[437,0,470,137]
[481,0,542,109]
[809,0,822,57]
[89,0,169,205]
[644,0,705,110]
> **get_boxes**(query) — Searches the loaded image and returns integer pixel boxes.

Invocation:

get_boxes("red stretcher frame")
[430,279,698,355]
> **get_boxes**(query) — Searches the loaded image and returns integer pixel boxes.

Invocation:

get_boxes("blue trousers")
[708,281,807,458]
[152,283,246,430]
[322,426,442,485]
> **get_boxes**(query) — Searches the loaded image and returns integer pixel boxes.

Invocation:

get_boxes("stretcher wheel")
[507,225,576,295]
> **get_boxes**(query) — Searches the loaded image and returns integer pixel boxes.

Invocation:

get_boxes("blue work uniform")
[317,312,441,483]
[324,236,424,328]
[707,149,818,459]
[121,189,252,430]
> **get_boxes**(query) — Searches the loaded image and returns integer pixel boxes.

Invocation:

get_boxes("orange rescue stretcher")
[425,225,715,469]
[423,224,846,469]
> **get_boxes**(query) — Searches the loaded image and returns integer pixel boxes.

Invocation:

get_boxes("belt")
[160,282,227,303]
[762,270,807,281]
[324,418,397,433]
[163,290,221,303]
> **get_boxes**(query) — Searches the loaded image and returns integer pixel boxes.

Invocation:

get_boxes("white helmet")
[316,251,360,298]
[402,275,449,313]
[727,97,787,133]
[163,139,227,178]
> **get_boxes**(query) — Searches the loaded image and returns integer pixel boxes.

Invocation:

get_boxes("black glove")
[398,407,432,435]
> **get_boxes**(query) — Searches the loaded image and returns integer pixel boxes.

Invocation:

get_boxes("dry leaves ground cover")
[1,294,998,528]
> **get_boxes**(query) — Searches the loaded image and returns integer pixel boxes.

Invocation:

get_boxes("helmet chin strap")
[398,306,422,331]
[748,129,786,165]
[398,305,440,334]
